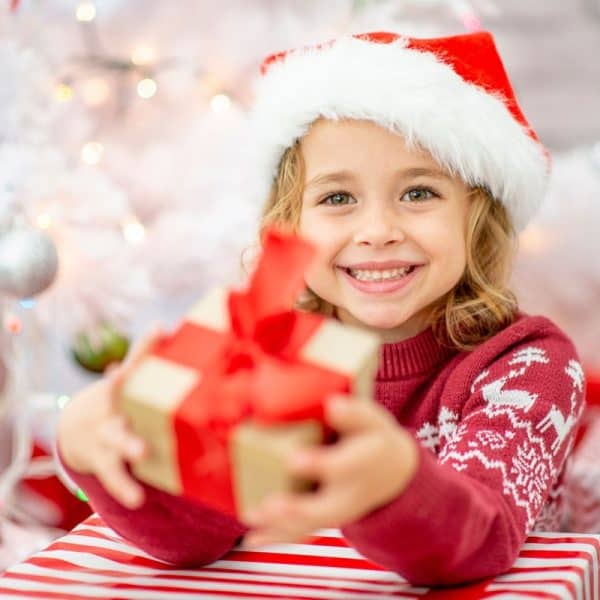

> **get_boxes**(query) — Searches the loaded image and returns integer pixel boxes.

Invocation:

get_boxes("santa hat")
[248,31,549,232]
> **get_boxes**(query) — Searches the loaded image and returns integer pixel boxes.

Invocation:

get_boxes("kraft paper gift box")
[119,228,380,518]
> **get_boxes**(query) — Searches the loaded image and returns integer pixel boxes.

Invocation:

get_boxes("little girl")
[57,31,585,585]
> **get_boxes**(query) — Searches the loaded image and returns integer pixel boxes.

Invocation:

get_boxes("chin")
[351,310,410,331]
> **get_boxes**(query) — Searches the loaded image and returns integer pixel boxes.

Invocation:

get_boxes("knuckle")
[319,456,338,479]
[96,421,114,441]
[111,413,128,431]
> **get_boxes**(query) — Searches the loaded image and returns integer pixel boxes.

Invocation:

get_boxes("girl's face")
[298,119,472,343]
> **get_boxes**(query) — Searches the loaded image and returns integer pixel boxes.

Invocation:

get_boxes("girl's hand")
[241,395,419,547]
[57,327,163,509]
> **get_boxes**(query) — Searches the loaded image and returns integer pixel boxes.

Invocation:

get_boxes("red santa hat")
[248,31,549,232]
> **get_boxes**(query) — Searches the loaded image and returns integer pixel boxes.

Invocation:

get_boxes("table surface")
[0,515,598,600]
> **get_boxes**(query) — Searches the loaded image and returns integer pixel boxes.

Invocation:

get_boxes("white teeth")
[348,267,411,282]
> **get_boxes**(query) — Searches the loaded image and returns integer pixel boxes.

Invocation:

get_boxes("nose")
[353,204,405,248]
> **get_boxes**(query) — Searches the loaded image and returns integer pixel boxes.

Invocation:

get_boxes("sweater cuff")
[340,443,523,585]
[55,440,248,566]
[342,442,442,543]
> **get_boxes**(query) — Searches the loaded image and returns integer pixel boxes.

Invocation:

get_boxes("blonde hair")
[258,141,519,351]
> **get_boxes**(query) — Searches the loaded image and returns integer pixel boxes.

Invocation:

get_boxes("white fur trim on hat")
[248,35,548,232]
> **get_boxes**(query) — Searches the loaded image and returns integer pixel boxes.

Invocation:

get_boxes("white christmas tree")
[1,0,492,567]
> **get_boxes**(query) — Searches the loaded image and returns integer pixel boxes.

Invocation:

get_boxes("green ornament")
[71,323,130,373]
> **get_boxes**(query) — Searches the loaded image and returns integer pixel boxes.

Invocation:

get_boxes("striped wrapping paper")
[0,515,598,600]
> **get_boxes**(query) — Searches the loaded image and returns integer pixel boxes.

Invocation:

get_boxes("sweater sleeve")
[58,448,248,566]
[342,328,585,586]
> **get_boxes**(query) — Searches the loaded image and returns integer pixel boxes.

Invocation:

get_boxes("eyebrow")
[305,167,452,189]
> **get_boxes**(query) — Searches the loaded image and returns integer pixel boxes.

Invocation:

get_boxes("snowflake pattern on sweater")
[416,346,584,532]
[419,345,584,531]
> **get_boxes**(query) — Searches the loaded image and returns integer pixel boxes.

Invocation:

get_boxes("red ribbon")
[152,228,352,515]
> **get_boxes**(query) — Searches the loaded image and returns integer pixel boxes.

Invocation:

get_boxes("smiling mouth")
[341,265,417,282]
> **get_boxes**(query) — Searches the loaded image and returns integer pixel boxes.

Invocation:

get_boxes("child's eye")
[320,192,356,206]
[401,187,437,203]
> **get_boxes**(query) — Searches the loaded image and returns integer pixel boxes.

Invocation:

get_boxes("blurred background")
[0,0,599,568]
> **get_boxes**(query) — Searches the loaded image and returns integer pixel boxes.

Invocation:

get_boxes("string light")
[131,46,156,66]
[75,488,89,502]
[137,78,157,99]
[36,213,52,230]
[81,141,104,165]
[54,82,74,103]
[75,1,96,23]
[210,93,232,113]
[122,218,146,245]
[4,313,22,335]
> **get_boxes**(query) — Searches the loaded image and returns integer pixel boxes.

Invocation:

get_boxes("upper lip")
[339,261,423,270]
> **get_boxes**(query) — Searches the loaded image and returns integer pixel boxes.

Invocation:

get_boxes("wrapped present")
[119,228,380,517]
[2,514,599,599]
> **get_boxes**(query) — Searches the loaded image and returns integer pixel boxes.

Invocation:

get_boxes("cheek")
[299,212,339,259]
[298,215,340,289]
[417,219,467,274]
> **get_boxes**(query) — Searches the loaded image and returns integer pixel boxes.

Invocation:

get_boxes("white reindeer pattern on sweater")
[416,346,584,531]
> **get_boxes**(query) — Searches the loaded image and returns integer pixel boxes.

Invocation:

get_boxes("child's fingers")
[325,395,391,434]
[95,456,145,509]
[97,416,146,462]
[288,435,369,482]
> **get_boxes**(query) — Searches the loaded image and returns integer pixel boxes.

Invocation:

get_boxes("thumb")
[325,394,387,434]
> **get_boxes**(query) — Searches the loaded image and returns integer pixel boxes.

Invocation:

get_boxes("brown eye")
[321,192,355,206]
[401,188,436,203]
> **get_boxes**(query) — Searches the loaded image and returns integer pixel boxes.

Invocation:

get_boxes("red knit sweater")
[62,313,584,585]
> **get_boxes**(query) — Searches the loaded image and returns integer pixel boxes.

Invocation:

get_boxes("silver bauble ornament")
[0,227,59,298]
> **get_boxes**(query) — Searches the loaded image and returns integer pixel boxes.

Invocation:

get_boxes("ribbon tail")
[244,228,316,322]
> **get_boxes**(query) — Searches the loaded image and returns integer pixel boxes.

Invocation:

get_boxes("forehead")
[300,118,459,187]
[300,118,443,171]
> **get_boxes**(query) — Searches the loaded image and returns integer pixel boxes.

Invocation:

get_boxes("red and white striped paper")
[0,515,598,599]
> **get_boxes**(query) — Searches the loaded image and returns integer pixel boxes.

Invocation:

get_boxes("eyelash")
[319,186,439,206]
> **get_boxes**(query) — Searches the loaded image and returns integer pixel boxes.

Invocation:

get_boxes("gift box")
[1,513,598,599]
[119,228,380,517]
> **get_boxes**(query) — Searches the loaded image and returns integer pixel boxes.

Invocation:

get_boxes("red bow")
[152,228,350,514]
